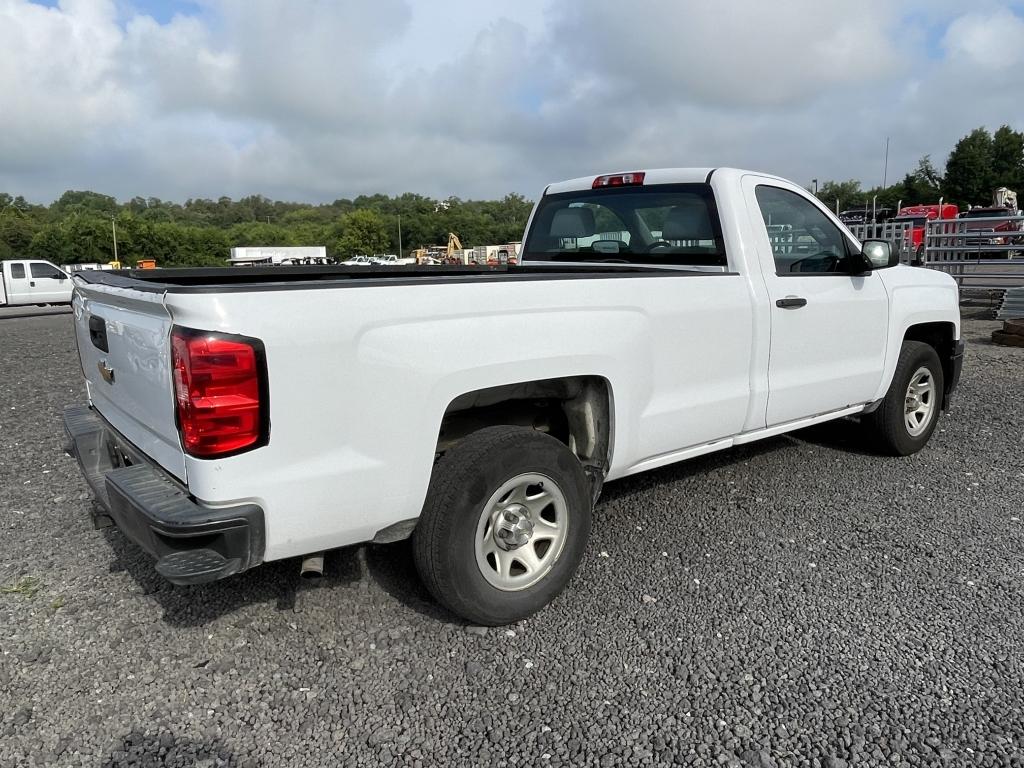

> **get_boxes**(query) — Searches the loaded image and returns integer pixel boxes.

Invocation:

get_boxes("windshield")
[522,184,726,267]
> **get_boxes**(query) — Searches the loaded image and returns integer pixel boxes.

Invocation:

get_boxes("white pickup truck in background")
[64,167,963,625]
[1,259,73,306]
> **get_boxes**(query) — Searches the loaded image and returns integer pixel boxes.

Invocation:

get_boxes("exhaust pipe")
[300,553,325,579]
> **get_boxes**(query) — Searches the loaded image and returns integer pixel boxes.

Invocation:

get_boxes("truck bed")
[74,263,676,292]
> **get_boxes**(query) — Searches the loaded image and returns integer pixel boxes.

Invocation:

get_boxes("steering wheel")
[645,240,673,252]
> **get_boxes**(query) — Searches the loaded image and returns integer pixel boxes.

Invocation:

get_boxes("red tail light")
[593,172,645,188]
[171,328,268,458]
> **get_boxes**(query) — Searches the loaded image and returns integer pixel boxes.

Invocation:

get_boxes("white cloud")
[0,0,1021,203]
[0,0,130,165]
[942,9,1024,70]
[548,0,903,109]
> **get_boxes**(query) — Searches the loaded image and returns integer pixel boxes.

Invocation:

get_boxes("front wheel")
[863,340,945,456]
[413,426,592,625]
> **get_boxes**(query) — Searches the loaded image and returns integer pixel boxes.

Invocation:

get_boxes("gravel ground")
[1,314,1023,768]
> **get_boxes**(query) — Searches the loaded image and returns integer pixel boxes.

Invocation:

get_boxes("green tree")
[893,155,943,206]
[333,209,390,257]
[226,221,297,248]
[0,210,39,257]
[7,186,544,267]
[991,125,1024,193]
[28,225,67,263]
[943,128,994,206]
[816,180,865,212]
[50,190,118,219]
[914,155,943,191]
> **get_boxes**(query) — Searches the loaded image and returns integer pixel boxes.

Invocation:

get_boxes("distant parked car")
[342,255,373,266]
[371,254,416,265]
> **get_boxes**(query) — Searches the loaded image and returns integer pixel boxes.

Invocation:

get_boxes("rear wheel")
[863,341,944,456]
[413,426,592,625]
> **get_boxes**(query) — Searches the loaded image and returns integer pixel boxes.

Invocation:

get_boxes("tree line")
[1,123,1020,267]
[814,124,1024,214]
[0,190,534,267]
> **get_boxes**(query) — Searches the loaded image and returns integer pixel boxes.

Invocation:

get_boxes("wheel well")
[436,376,613,496]
[904,322,955,386]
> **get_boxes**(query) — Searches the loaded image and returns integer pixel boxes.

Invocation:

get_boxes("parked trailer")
[925,213,1024,263]
[68,263,116,272]
[0,259,73,306]
[472,245,501,265]
[229,246,329,266]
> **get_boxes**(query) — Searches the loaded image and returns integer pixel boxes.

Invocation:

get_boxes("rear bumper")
[63,404,265,585]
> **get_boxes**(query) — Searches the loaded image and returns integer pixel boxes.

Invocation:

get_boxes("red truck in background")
[959,188,1022,254]
[892,203,959,262]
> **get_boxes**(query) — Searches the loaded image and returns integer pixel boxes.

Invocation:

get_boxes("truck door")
[742,176,889,426]
[4,261,30,305]
[28,261,71,304]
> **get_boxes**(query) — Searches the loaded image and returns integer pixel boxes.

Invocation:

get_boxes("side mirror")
[860,239,897,270]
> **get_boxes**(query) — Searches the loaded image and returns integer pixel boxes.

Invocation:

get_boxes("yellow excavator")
[445,232,463,263]
[414,232,464,265]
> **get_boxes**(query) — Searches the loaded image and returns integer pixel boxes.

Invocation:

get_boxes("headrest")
[663,201,714,241]
[550,207,596,238]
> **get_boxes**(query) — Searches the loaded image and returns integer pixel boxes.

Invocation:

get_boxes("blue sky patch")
[29,0,201,25]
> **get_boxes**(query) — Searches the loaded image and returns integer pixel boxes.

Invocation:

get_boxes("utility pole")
[812,179,818,196]
[111,216,119,264]
[397,214,403,259]
[882,136,890,189]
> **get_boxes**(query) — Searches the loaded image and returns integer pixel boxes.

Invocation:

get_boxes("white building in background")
[229,246,329,265]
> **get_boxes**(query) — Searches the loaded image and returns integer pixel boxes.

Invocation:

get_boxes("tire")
[864,340,945,456]
[412,426,592,625]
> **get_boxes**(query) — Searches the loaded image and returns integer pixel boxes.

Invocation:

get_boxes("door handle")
[776,297,807,309]
[30,281,35,287]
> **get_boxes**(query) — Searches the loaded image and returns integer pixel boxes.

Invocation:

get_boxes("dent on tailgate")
[73,284,187,480]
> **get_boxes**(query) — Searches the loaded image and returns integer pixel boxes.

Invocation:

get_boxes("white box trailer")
[229,246,328,266]
[472,245,501,264]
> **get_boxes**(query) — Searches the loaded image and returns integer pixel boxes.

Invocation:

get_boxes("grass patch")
[1,576,42,599]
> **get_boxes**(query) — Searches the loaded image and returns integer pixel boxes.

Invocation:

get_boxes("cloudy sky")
[1,0,1023,204]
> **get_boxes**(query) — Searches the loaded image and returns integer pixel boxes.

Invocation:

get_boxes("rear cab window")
[10,263,26,279]
[522,184,729,270]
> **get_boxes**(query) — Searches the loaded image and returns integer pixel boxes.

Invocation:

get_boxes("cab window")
[30,262,66,280]
[522,184,727,268]
[755,186,855,274]
[10,263,26,279]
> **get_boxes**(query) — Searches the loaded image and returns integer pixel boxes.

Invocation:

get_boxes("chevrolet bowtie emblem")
[97,360,115,384]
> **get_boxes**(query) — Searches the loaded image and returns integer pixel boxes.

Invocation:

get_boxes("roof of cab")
[544,168,716,196]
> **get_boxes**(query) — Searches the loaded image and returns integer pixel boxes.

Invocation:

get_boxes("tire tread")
[413,426,590,624]
[864,340,944,456]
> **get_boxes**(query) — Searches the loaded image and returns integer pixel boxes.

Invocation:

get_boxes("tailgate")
[72,279,186,481]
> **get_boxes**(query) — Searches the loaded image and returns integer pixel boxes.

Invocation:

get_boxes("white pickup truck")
[1,259,73,306]
[64,168,963,625]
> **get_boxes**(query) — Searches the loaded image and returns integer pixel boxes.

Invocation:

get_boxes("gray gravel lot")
[1,314,1023,768]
